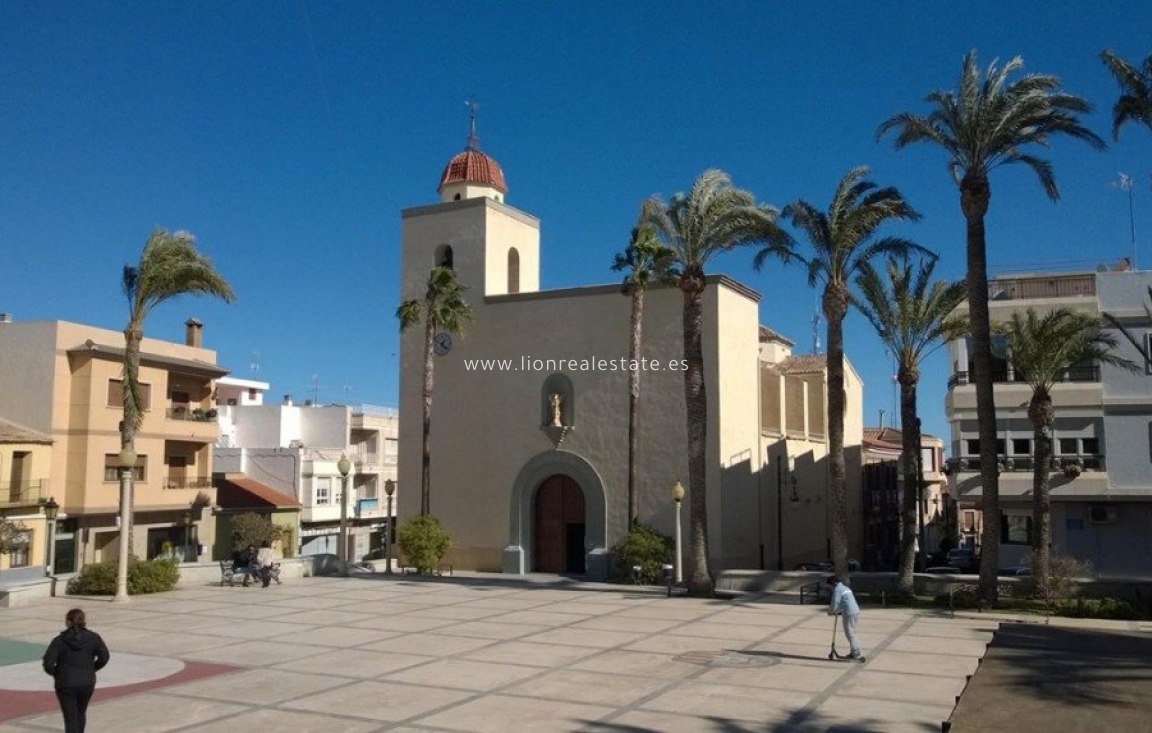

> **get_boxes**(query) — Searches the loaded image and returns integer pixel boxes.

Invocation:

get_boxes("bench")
[400,564,453,576]
[219,561,281,587]
[800,581,825,605]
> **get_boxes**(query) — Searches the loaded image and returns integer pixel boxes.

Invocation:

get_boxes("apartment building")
[213,387,398,562]
[0,317,227,571]
[0,418,54,580]
[944,266,1152,575]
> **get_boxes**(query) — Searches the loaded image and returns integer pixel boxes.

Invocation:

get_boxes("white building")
[945,265,1152,576]
[214,385,398,561]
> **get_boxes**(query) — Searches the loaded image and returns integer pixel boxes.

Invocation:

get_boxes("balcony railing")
[948,366,1100,390]
[167,406,218,422]
[955,455,1106,473]
[0,480,47,506]
[989,274,1095,301]
[162,476,214,490]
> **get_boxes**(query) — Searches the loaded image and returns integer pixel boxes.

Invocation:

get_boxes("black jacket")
[42,628,110,689]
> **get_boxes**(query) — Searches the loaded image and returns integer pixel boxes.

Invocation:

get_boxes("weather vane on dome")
[465,98,480,151]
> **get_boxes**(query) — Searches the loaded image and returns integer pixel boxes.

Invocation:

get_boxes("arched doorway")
[533,474,586,574]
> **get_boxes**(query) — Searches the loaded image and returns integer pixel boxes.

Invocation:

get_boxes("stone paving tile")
[817,692,955,729]
[865,650,983,676]
[166,667,347,705]
[594,708,777,732]
[622,632,757,656]
[432,620,550,641]
[262,609,379,626]
[282,626,401,649]
[414,605,509,621]
[518,627,648,649]
[271,648,436,679]
[280,679,473,722]
[640,679,815,720]
[382,658,543,691]
[885,634,991,656]
[613,605,718,622]
[359,632,495,657]
[568,650,700,680]
[461,640,603,668]
[570,614,684,633]
[502,668,673,707]
[177,707,383,733]
[348,614,459,633]
[838,669,967,705]
[694,660,850,692]
[180,638,333,666]
[414,693,616,733]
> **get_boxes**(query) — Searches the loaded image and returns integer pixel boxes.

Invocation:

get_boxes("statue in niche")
[548,392,564,427]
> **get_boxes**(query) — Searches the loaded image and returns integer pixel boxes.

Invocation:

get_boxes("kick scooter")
[828,615,866,663]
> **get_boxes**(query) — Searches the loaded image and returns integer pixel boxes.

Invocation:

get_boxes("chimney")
[185,318,203,348]
[283,395,293,406]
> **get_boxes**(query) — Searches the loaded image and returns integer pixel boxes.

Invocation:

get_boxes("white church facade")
[397,128,863,580]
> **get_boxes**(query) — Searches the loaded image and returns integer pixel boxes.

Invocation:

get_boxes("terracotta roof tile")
[438,149,507,193]
[0,417,52,444]
[214,474,301,509]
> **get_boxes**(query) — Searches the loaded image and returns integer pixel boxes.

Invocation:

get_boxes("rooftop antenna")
[311,374,321,404]
[465,98,480,151]
[250,351,260,375]
[878,409,886,429]
[1114,172,1137,269]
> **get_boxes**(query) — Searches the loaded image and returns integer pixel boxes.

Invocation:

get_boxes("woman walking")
[42,608,110,733]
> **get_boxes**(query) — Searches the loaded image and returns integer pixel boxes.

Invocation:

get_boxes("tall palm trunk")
[824,284,849,580]
[896,366,919,596]
[682,271,712,595]
[121,324,143,557]
[627,284,643,526]
[961,173,1000,605]
[1028,391,1054,595]
[421,315,436,516]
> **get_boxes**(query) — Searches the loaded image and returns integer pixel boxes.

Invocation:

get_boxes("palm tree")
[121,228,234,529]
[878,51,1104,603]
[612,226,673,526]
[765,167,925,580]
[640,169,792,596]
[397,266,473,516]
[994,309,1135,591]
[1100,50,1152,139]
[856,256,967,596]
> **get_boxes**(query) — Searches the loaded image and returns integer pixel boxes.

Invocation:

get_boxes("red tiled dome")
[438,149,507,194]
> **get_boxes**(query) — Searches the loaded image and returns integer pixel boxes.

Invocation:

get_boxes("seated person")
[232,545,257,586]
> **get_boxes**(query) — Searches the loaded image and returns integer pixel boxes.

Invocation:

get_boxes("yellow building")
[0,317,228,572]
[0,418,53,577]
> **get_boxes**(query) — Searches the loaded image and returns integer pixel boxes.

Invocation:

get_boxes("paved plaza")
[0,573,1137,732]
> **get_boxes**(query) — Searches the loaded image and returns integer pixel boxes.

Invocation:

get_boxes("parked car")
[997,566,1032,577]
[946,548,979,573]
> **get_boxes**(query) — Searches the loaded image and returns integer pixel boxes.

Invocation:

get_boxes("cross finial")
[465,98,480,151]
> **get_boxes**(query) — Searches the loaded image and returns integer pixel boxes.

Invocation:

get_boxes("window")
[965,439,980,456]
[1001,514,1032,545]
[1012,438,1031,456]
[1059,438,1079,455]
[103,454,145,481]
[507,248,520,294]
[962,511,976,532]
[1082,438,1099,455]
[107,379,150,410]
[248,388,257,400]
[7,530,30,567]
[315,478,331,506]
[435,244,453,269]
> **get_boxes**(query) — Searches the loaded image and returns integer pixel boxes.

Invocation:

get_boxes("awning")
[214,474,301,509]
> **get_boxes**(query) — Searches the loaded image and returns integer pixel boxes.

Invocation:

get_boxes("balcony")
[954,455,1106,473]
[948,366,1100,390]
[989,274,1095,301]
[163,476,214,490]
[353,453,398,469]
[0,480,48,506]
[167,406,218,422]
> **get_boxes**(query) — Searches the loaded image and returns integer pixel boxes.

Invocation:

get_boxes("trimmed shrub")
[68,557,180,595]
[230,513,286,549]
[1020,552,1090,601]
[610,523,673,584]
[1055,597,1149,620]
[397,515,451,573]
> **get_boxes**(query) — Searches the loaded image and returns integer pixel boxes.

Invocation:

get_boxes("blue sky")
[1,2,1149,446]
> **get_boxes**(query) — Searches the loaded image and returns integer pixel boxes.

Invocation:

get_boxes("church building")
[397,123,863,580]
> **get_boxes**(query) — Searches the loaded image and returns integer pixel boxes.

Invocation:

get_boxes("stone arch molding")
[502,449,608,580]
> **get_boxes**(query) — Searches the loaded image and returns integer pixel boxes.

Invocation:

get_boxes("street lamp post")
[671,480,684,584]
[337,454,351,573]
[114,446,135,603]
[43,496,59,576]
[384,479,396,575]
